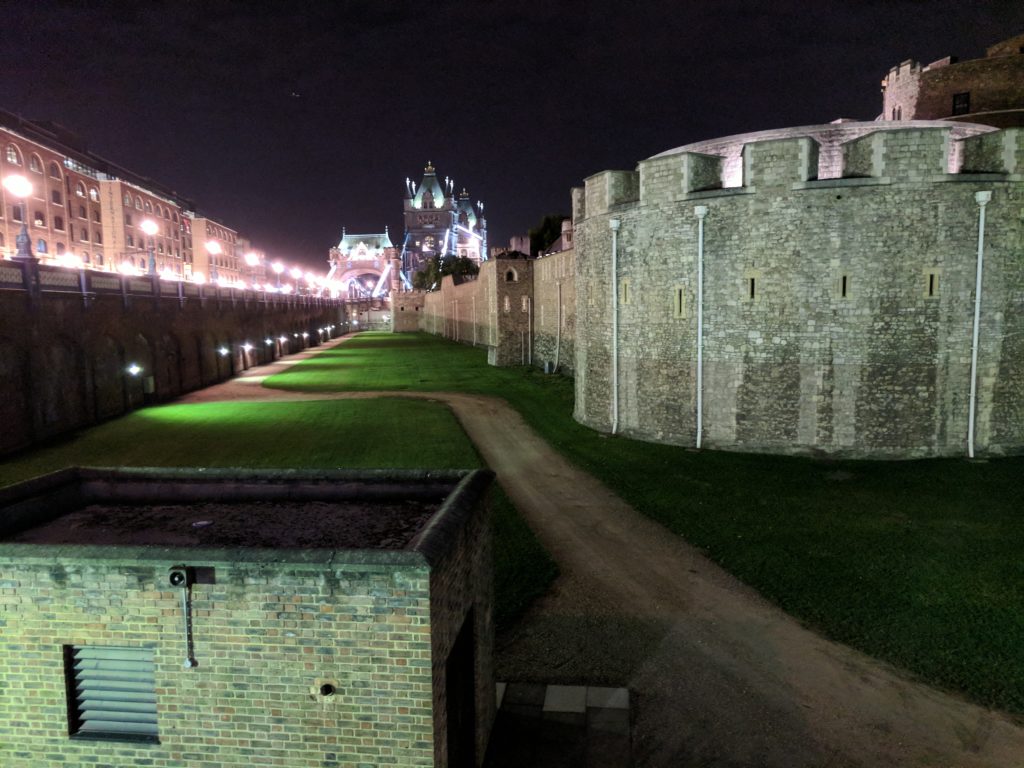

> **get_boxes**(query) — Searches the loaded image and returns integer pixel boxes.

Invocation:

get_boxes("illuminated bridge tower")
[401,162,488,283]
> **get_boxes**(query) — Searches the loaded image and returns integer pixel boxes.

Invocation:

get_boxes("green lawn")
[0,397,556,630]
[267,332,1024,713]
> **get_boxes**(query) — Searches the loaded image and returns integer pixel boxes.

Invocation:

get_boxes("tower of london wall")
[573,123,1024,458]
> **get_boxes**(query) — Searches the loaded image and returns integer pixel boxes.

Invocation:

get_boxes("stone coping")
[0,466,494,569]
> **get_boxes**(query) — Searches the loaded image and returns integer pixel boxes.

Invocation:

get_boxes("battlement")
[841,128,950,180]
[583,170,640,217]
[741,137,819,187]
[960,128,1023,174]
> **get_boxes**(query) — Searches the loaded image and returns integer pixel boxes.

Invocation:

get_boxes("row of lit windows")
[121,192,179,222]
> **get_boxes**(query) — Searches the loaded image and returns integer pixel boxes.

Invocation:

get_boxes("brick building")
[99,179,186,276]
[881,32,1024,127]
[0,467,496,767]
[189,215,241,285]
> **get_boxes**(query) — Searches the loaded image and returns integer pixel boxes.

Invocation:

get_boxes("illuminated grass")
[0,396,554,629]
[268,332,1024,713]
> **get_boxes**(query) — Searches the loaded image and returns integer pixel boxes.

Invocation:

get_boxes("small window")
[896,106,902,120]
[619,278,631,305]
[837,274,851,299]
[64,645,158,742]
[49,162,61,179]
[75,182,86,197]
[51,189,63,205]
[5,145,22,165]
[521,295,529,312]
[78,205,86,219]
[144,200,152,213]
[54,215,65,231]
[95,231,102,244]
[952,92,970,116]
[503,295,510,313]
[123,193,132,207]
[673,286,687,318]
[93,209,100,223]
[56,242,65,254]
[891,107,897,120]
[126,234,134,247]
[33,210,45,227]
[924,269,941,298]
[12,206,23,223]
[744,269,762,302]
[505,268,517,282]
[125,213,133,226]
[79,228,89,242]
[29,154,43,173]
[88,187,99,202]
[36,238,47,254]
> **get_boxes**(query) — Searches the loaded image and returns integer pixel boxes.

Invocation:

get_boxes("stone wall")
[0,262,343,456]
[393,291,427,332]
[533,248,576,374]
[573,123,1024,458]
[420,258,548,368]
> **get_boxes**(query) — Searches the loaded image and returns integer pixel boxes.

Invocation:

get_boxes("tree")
[412,255,480,291]
[529,213,567,256]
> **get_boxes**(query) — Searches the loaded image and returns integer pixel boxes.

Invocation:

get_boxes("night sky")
[3,1,1021,270]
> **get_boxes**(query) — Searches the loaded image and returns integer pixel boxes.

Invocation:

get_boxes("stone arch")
[125,333,155,408]
[179,332,203,391]
[32,335,89,437]
[505,268,518,283]
[156,333,183,399]
[91,334,127,420]
[0,336,33,452]
[198,332,219,386]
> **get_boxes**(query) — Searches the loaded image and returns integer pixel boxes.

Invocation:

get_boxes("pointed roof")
[456,188,477,229]
[412,161,446,210]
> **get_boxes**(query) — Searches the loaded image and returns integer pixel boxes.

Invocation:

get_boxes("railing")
[0,259,344,308]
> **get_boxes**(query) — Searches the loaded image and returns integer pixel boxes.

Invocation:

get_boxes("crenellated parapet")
[572,122,1024,458]
[960,128,1024,174]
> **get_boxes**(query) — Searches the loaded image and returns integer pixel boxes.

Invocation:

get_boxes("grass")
[266,332,1024,714]
[0,397,556,630]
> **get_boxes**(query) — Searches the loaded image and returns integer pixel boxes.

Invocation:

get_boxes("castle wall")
[573,124,1024,458]
[916,54,1024,127]
[392,290,426,332]
[533,248,576,375]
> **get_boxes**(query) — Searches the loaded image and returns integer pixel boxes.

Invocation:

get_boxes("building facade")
[327,228,400,297]
[188,215,241,285]
[402,162,487,280]
[881,32,1024,127]
[99,179,186,276]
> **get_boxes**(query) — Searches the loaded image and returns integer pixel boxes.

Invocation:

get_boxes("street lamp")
[205,240,222,282]
[2,174,34,260]
[271,261,284,288]
[139,219,158,275]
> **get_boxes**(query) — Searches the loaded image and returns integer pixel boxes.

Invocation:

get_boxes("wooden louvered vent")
[66,646,158,741]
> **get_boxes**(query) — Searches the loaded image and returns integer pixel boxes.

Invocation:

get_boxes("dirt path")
[179,339,1024,767]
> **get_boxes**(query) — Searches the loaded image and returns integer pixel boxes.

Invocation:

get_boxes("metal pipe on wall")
[968,190,992,459]
[609,218,621,435]
[695,205,708,449]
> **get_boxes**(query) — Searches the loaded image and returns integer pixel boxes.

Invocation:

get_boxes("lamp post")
[205,240,222,283]
[2,174,34,260]
[139,218,158,275]
[272,261,284,288]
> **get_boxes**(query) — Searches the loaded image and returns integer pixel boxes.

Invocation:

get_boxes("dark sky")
[3,1,1021,270]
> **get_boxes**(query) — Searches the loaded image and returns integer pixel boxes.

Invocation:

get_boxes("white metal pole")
[609,219,621,434]
[967,190,992,459]
[695,206,708,449]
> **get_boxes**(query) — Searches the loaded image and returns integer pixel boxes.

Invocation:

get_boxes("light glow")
[126,363,142,376]
[272,261,285,274]
[244,251,260,266]
[217,346,229,356]
[205,240,222,255]
[140,219,159,236]
[2,174,32,198]
[193,272,207,284]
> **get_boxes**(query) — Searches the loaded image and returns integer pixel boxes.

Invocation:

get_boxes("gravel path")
[179,338,1024,767]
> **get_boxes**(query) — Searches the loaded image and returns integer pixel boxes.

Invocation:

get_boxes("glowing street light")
[2,174,34,260]
[126,363,142,376]
[271,261,284,288]
[139,219,159,275]
[244,251,260,267]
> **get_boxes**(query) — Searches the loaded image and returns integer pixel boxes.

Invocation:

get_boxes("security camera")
[168,566,194,588]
